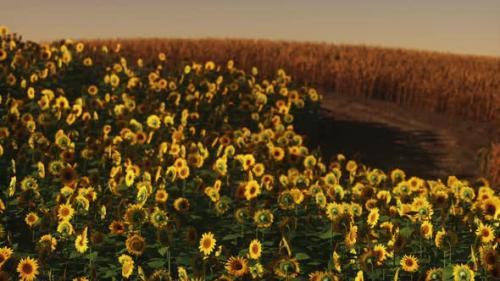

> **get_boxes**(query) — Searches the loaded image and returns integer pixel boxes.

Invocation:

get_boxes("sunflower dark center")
[22,263,33,273]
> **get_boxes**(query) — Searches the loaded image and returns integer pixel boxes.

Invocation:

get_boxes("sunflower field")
[0,27,499,281]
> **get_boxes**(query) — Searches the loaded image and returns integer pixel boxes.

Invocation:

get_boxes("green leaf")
[147,259,166,268]
[222,233,241,241]
[295,252,311,260]
[86,251,98,261]
[400,226,414,238]
[317,230,341,240]
[158,246,169,257]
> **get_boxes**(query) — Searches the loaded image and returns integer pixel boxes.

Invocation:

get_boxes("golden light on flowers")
[400,255,419,272]
[199,232,216,256]
[475,223,495,244]
[1,28,499,280]
[248,239,262,260]
[225,256,249,277]
[17,257,39,281]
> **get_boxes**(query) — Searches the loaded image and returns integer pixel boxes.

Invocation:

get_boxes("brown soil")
[297,93,500,181]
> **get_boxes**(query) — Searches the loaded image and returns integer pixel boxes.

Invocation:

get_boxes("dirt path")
[297,93,500,181]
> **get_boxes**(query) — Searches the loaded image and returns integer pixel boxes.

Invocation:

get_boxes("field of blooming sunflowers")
[0,26,499,281]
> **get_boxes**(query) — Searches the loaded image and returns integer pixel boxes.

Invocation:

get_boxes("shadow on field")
[295,109,449,179]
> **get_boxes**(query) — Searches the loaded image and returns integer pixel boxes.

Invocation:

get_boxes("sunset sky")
[2,0,499,56]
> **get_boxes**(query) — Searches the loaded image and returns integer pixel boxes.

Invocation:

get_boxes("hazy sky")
[2,1,499,56]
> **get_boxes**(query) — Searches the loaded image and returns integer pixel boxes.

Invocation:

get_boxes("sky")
[1,0,499,57]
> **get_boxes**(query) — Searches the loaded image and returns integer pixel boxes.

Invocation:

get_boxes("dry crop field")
[0,27,499,280]
[86,38,500,122]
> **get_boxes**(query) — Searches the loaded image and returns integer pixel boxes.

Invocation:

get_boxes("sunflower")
[425,268,443,281]
[155,189,169,203]
[25,212,40,228]
[75,227,89,253]
[0,49,7,61]
[452,264,474,281]
[177,166,190,180]
[481,197,499,221]
[400,255,419,272]
[253,209,274,228]
[16,257,39,281]
[150,208,169,229]
[332,251,341,273]
[309,271,326,281]
[373,244,387,265]
[303,155,317,169]
[346,160,357,173]
[213,157,228,176]
[326,202,344,221]
[83,57,93,66]
[435,228,446,248]
[367,208,380,228]
[57,220,75,236]
[479,246,497,270]
[199,232,216,256]
[345,225,358,248]
[20,176,38,191]
[148,269,171,281]
[122,260,134,279]
[109,73,120,88]
[39,234,57,252]
[270,146,285,161]
[244,180,261,201]
[390,168,406,183]
[109,220,125,235]
[354,271,364,281]
[225,256,248,277]
[57,202,75,221]
[249,263,264,279]
[278,190,296,210]
[173,197,190,213]
[124,204,147,229]
[248,239,262,260]
[0,247,13,268]
[252,163,265,177]
[475,223,495,243]
[126,233,146,256]
[420,221,433,239]
[60,166,77,185]
[274,257,300,279]
[147,115,161,130]
[87,85,98,96]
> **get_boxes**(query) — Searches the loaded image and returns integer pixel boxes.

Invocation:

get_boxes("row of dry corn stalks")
[84,38,500,122]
